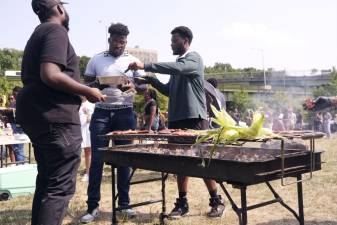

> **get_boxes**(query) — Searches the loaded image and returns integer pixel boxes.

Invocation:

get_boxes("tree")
[313,68,337,98]
[133,87,168,114]
[0,76,21,102]
[230,90,252,112]
[0,48,23,75]
[205,63,235,74]
[78,56,90,77]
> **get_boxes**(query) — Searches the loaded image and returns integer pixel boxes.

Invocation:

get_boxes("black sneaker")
[207,195,225,218]
[168,198,189,219]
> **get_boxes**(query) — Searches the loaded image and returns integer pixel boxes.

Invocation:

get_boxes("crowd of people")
[313,111,333,137]
[227,107,303,132]
[227,106,335,138]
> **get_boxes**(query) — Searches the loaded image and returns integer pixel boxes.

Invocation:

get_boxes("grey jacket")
[144,51,207,122]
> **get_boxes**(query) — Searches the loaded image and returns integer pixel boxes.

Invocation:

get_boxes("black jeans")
[21,123,82,225]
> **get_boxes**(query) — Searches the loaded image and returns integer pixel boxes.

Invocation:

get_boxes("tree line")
[1,48,336,114]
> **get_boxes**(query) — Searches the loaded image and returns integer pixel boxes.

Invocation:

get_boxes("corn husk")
[195,105,280,166]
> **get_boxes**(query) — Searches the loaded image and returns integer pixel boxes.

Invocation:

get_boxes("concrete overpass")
[205,72,332,98]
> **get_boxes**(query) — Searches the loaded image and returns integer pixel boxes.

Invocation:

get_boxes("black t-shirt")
[144,100,158,116]
[16,22,81,125]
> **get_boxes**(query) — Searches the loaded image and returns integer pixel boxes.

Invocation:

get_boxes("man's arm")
[128,53,201,77]
[145,56,199,76]
[40,62,106,103]
[147,77,170,96]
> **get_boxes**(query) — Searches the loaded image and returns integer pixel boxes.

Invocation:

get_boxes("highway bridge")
[205,71,332,97]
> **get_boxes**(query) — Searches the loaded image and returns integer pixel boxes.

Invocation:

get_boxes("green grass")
[1,136,337,225]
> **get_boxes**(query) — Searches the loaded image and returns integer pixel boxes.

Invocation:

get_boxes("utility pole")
[251,48,266,89]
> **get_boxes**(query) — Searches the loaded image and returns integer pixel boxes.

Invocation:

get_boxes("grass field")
[1,136,337,225]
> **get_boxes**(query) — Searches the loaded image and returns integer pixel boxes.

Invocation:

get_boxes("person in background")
[288,107,296,130]
[142,89,159,132]
[282,108,291,131]
[1,95,7,107]
[16,1,105,225]
[232,108,240,125]
[205,78,226,129]
[323,111,332,138]
[272,110,285,132]
[304,96,337,111]
[79,97,95,182]
[313,112,323,132]
[8,87,26,164]
[264,109,273,129]
[128,26,225,219]
[0,115,16,164]
[295,110,303,130]
[80,22,146,223]
[244,109,254,127]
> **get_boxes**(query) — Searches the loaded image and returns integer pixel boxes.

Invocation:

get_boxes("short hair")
[207,78,218,88]
[12,86,22,97]
[171,26,193,44]
[12,86,22,93]
[147,89,157,101]
[108,23,129,36]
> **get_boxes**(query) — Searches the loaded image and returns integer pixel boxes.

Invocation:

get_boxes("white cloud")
[220,22,303,47]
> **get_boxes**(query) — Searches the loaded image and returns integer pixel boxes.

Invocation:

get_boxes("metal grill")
[99,130,324,225]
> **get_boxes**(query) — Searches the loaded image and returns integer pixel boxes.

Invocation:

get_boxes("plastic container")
[0,164,37,198]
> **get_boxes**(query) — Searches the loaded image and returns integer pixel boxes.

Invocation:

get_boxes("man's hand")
[85,88,106,103]
[128,61,145,71]
[134,76,156,85]
[117,80,135,92]
[303,96,331,111]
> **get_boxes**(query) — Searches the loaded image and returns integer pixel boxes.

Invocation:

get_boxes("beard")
[62,11,70,31]
[110,48,124,57]
[172,45,184,55]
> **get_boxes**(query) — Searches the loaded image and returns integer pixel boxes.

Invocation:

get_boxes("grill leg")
[218,182,243,225]
[1,146,3,168]
[111,166,117,225]
[5,146,8,166]
[297,175,304,225]
[160,173,168,225]
[240,186,248,225]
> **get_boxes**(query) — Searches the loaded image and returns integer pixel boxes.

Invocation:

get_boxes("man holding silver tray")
[80,22,146,223]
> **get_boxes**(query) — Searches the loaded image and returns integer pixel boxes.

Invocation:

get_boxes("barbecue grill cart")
[99,131,324,225]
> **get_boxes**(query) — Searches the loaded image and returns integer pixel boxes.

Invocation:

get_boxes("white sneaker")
[117,208,136,218]
[81,174,89,182]
[79,208,99,223]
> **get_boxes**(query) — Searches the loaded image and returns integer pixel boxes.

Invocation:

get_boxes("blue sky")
[1,0,336,71]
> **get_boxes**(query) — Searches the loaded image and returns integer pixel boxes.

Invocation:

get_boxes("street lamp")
[251,48,266,89]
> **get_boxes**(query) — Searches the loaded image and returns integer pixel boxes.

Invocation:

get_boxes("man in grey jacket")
[128,26,225,218]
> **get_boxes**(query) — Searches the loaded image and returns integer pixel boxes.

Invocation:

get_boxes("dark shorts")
[168,118,209,130]
[168,118,208,144]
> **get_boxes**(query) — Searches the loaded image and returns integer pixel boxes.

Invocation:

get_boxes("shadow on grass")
[257,219,337,225]
[66,210,160,225]
[0,209,31,225]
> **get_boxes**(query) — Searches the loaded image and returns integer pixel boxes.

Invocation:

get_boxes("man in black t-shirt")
[16,1,105,225]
